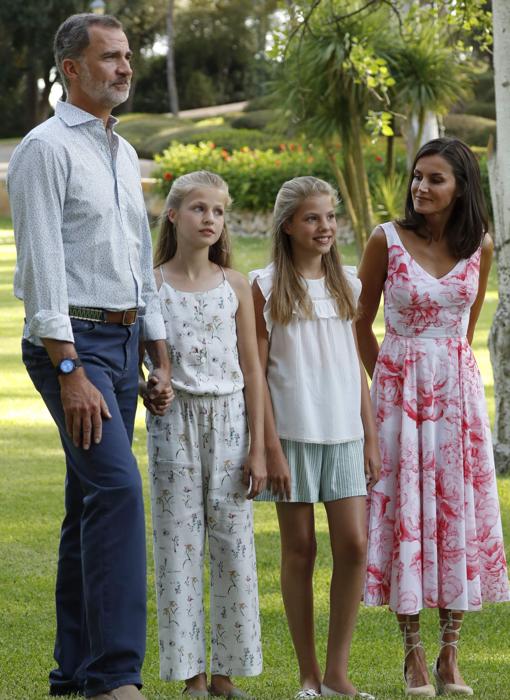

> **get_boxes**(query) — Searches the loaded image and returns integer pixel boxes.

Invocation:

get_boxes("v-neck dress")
[364,222,509,613]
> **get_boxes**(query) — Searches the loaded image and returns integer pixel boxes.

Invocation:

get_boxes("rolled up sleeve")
[8,138,74,343]
[138,215,165,341]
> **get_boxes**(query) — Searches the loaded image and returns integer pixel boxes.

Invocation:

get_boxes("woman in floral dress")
[356,138,509,697]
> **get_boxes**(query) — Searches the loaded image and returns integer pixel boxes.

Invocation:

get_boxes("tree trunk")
[488,0,510,474]
[404,109,439,167]
[166,0,179,116]
[325,146,362,257]
[25,64,39,131]
[385,117,395,178]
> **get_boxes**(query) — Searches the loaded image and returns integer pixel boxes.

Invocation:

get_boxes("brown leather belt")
[69,305,139,326]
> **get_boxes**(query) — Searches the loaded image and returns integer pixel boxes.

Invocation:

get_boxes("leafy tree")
[0,0,85,134]
[274,1,395,253]
[274,0,492,252]
[488,0,510,474]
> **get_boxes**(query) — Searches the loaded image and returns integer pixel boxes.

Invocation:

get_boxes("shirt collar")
[55,100,119,130]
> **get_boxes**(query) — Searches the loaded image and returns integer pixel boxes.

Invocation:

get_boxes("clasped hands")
[139,367,174,416]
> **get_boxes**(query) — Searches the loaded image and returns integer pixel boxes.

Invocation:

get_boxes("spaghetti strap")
[218,265,227,281]
[159,265,167,284]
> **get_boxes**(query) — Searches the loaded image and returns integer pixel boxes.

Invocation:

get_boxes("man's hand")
[59,370,111,449]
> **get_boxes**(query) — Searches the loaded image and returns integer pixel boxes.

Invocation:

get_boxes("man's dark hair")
[54,13,123,93]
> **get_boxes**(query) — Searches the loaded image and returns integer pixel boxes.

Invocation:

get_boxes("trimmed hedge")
[444,114,496,147]
[231,110,278,131]
[154,141,336,212]
[175,127,284,153]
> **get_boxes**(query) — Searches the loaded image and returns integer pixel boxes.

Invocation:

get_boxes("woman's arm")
[356,226,388,378]
[466,233,494,345]
[352,323,381,490]
[252,279,292,501]
[227,270,266,499]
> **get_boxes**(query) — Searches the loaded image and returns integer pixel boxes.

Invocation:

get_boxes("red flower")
[221,149,229,159]
[163,172,173,181]
[275,159,281,167]
[279,143,286,151]
[289,143,295,151]
[375,155,383,162]
[210,142,216,149]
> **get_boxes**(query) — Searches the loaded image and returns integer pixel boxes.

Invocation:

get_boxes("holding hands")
[139,367,174,415]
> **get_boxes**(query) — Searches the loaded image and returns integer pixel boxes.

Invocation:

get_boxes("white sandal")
[400,616,436,697]
[433,611,473,696]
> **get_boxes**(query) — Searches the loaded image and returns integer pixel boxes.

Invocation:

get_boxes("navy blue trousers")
[22,319,146,697]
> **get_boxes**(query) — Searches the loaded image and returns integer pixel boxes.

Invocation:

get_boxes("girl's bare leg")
[276,502,321,692]
[321,496,367,695]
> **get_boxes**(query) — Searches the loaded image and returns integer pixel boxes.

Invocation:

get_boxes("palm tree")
[276,2,392,253]
[380,24,473,167]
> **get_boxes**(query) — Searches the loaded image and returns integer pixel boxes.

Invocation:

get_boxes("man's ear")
[61,57,81,83]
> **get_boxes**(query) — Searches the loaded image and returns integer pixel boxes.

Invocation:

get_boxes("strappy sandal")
[433,611,473,696]
[400,616,436,697]
[294,690,321,699]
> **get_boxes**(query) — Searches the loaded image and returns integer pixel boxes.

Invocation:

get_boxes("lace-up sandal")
[433,611,473,696]
[400,616,436,697]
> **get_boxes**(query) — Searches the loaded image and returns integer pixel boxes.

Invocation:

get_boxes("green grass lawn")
[0,224,508,700]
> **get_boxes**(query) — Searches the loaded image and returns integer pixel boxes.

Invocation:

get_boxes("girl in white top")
[251,177,381,699]
[141,171,265,698]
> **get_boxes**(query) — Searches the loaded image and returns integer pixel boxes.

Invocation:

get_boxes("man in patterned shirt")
[7,13,172,700]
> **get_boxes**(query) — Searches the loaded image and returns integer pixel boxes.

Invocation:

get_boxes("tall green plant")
[380,23,474,166]
[273,1,395,254]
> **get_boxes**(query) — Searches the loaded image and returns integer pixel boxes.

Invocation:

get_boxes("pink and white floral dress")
[364,222,509,614]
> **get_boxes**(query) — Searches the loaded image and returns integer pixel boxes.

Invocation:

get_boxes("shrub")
[463,101,496,120]
[231,110,278,130]
[154,141,336,212]
[444,114,496,147]
[244,95,277,111]
[175,127,284,153]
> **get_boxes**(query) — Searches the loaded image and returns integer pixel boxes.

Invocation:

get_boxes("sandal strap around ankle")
[439,610,463,652]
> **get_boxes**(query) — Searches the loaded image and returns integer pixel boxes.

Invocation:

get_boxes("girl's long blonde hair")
[270,176,357,325]
[154,170,232,268]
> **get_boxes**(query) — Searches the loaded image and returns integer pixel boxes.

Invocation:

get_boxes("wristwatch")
[56,357,83,376]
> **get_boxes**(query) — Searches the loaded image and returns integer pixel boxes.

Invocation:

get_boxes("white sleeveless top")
[249,263,363,444]
[158,266,244,396]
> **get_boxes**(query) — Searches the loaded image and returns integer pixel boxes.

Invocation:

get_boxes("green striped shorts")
[256,438,366,503]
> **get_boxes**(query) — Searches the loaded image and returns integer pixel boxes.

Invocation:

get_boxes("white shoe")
[320,683,375,699]
[295,690,321,699]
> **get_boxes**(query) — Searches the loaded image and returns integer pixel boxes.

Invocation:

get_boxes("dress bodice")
[157,267,244,396]
[382,222,481,339]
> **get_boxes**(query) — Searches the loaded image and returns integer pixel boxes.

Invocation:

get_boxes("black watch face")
[60,359,76,374]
